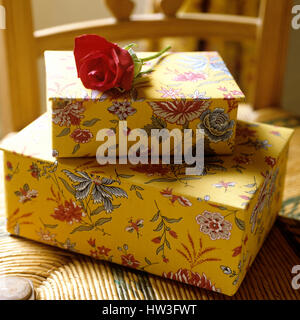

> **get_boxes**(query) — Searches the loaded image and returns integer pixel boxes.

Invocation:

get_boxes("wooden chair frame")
[0,0,292,134]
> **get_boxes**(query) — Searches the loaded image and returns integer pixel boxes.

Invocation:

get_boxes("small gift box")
[46,50,244,158]
[1,113,293,296]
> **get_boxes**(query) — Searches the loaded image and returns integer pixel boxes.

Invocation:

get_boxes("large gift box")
[1,113,293,296]
[46,51,244,158]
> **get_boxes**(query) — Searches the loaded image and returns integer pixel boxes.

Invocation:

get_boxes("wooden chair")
[0,0,292,135]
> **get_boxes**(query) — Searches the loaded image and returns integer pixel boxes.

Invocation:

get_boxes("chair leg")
[0,0,40,132]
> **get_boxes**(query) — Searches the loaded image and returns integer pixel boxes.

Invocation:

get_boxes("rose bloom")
[74,34,134,91]
[70,128,93,144]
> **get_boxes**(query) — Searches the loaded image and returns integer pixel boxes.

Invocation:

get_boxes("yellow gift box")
[46,51,244,158]
[1,113,293,296]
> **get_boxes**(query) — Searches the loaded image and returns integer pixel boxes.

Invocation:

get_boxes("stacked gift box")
[1,40,293,296]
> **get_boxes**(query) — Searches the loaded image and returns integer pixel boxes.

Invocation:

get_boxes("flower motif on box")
[249,169,279,233]
[195,211,232,240]
[62,170,128,213]
[70,128,93,144]
[198,108,234,142]
[107,100,137,120]
[148,99,210,126]
[14,184,38,204]
[52,100,85,127]
[163,269,221,292]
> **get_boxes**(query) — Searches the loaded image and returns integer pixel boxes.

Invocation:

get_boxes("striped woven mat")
[0,106,300,300]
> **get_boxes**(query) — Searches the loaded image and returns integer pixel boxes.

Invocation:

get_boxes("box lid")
[45,51,245,103]
[0,113,293,211]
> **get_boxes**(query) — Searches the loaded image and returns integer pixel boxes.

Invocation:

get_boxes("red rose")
[74,34,134,92]
[70,128,93,144]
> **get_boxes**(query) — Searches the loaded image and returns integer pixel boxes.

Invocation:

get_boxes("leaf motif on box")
[70,225,94,234]
[72,144,80,154]
[151,201,182,262]
[235,217,245,231]
[56,127,70,137]
[94,217,112,226]
[82,118,101,127]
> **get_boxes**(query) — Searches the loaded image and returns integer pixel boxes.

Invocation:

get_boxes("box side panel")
[237,144,290,286]
[52,98,237,158]
[3,150,248,296]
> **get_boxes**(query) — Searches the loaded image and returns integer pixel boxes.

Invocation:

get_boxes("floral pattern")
[163,269,221,292]
[48,51,244,157]
[249,170,278,233]
[15,184,38,203]
[62,170,128,213]
[51,200,85,224]
[265,156,276,168]
[52,100,85,127]
[125,218,144,238]
[160,188,192,207]
[150,201,182,262]
[121,254,140,269]
[37,228,56,243]
[131,164,170,176]
[5,161,19,182]
[107,100,137,120]
[2,116,293,296]
[176,233,220,269]
[213,181,236,192]
[148,99,210,126]
[70,128,93,144]
[198,108,235,142]
[173,71,206,82]
[157,86,185,99]
[196,211,232,240]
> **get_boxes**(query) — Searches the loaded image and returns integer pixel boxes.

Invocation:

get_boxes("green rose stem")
[140,45,172,62]
[123,43,137,50]
[125,44,171,88]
